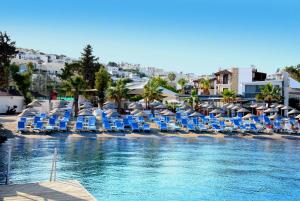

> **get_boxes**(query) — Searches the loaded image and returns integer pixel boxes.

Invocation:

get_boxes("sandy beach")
[1,114,300,141]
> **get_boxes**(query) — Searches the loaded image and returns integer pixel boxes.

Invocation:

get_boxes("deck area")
[0,180,96,201]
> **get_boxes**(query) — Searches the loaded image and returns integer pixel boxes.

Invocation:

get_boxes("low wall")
[0,96,24,114]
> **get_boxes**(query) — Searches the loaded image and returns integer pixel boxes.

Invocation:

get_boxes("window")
[223,74,228,84]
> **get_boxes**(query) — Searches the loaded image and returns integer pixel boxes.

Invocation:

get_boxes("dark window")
[223,74,228,84]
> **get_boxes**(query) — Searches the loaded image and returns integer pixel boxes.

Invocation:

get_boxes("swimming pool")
[1,136,300,201]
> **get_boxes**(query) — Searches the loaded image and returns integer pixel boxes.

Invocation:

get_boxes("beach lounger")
[123,118,130,127]
[102,120,112,132]
[164,116,170,123]
[181,119,188,128]
[220,121,233,132]
[115,121,125,132]
[33,121,44,132]
[176,112,181,121]
[211,123,223,133]
[143,123,151,132]
[148,114,155,121]
[40,113,47,119]
[20,117,27,123]
[59,121,67,131]
[187,123,196,132]
[87,117,97,131]
[17,121,27,132]
[77,116,84,123]
[192,117,199,126]
[249,123,259,133]
[131,122,140,132]
[158,122,168,132]
[273,121,282,133]
[283,122,295,134]
[76,121,84,131]
[197,123,208,132]
[137,116,145,123]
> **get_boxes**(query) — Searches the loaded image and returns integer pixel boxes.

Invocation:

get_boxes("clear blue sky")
[1,0,300,74]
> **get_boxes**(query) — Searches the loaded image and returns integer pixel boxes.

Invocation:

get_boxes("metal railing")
[0,147,12,185]
[49,148,58,182]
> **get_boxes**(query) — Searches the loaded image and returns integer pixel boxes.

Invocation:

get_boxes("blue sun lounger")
[17,121,27,132]
[59,121,67,131]
[33,121,44,132]
[249,123,259,133]
[87,117,97,131]
[76,121,84,131]
[197,123,208,132]
[181,118,188,128]
[187,123,196,132]
[273,121,282,132]
[211,123,223,133]
[131,122,140,132]
[115,121,125,132]
[220,121,233,132]
[159,122,168,132]
[143,123,151,132]
[103,120,112,132]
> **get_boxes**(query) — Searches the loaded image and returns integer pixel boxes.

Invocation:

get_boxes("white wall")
[0,96,24,114]
[238,68,253,95]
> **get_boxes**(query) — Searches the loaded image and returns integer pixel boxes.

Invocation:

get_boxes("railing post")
[50,148,57,182]
[5,147,11,185]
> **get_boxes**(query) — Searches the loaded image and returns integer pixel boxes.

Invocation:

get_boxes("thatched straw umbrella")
[243,113,255,120]
[27,100,43,108]
[18,108,38,117]
[135,111,147,117]
[189,112,202,117]
[256,105,267,110]
[162,111,175,116]
[237,108,250,116]
[295,114,300,119]
[288,109,300,116]
[107,111,119,118]
[131,109,141,115]
[269,113,281,120]
[78,109,93,116]
[210,108,222,114]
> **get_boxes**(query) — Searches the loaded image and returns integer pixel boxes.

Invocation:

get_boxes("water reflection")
[0,136,300,201]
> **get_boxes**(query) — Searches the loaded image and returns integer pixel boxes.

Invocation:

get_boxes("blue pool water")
[1,136,300,201]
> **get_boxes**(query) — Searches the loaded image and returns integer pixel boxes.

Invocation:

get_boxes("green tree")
[168,72,176,82]
[256,83,281,106]
[61,75,86,116]
[151,76,177,93]
[58,62,81,80]
[177,78,187,94]
[200,78,210,95]
[10,63,33,104]
[80,44,99,87]
[222,89,236,103]
[107,61,118,67]
[0,32,17,90]
[95,67,111,108]
[143,79,163,109]
[284,64,300,82]
[185,88,199,109]
[106,79,129,113]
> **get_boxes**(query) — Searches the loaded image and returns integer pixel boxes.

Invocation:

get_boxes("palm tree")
[106,79,129,113]
[61,75,86,116]
[168,72,176,82]
[256,83,282,106]
[200,78,210,95]
[143,79,163,109]
[177,78,187,94]
[222,89,236,103]
[185,88,198,109]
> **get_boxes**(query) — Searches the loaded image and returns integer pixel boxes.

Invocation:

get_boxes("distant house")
[242,71,300,107]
